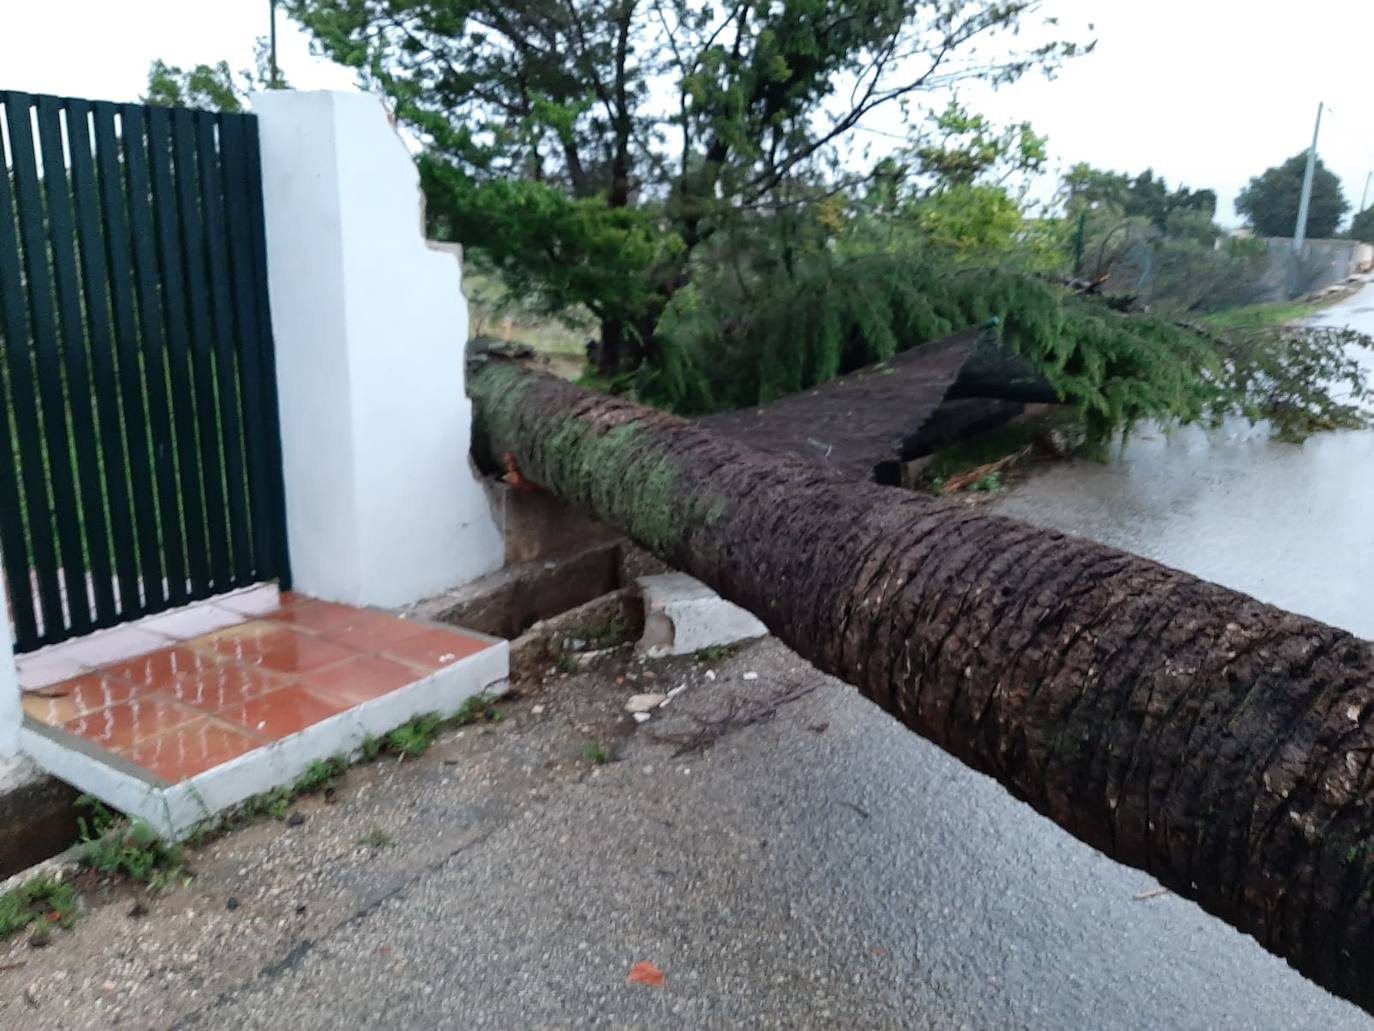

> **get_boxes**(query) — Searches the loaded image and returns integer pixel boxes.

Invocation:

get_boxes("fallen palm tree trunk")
[469,357,1374,1013]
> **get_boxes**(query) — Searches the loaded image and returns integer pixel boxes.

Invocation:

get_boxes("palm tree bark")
[469,358,1374,1013]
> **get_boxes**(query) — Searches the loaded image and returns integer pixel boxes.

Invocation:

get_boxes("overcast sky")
[3,0,1371,228]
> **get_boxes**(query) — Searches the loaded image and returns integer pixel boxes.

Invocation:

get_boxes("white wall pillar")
[250,91,504,608]
[0,575,20,758]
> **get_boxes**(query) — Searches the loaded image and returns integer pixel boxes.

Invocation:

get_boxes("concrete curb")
[0,756,82,881]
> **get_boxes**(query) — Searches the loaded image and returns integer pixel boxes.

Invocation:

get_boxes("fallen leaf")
[627,961,665,987]
[808,722,829,734]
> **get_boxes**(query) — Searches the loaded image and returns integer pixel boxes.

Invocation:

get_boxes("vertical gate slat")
[242,115,290,586]
[195,115,252,584]
[66,99,141,618]
[92,102,165,612]
[5,93,93,637]
[218,115,275,582]
[120,103,188,607]
[35,96,116,628]
[0,107,42,646]
[145,105,210,600]
[170,109,231,592]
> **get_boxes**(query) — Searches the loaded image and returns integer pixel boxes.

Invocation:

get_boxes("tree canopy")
[148,5,1371,449]
[1235,153,1348,239]
[287,0,1088,371]
[1063,164,1216,234]
[1351,206,1374,244]
[142,40,286,113]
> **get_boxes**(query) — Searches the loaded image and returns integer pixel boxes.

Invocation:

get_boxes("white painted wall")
[251,91,504,608]
[0,574,20,758]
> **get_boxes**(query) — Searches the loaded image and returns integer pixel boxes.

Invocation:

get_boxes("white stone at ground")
[636,573,768,658]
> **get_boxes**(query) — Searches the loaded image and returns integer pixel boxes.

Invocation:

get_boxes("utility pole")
[1293,102,1324,252]
[269,0,280,88]
[1361,171,1372,215]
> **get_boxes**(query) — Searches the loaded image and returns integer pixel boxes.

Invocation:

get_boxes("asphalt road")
[2,636,1366,1029]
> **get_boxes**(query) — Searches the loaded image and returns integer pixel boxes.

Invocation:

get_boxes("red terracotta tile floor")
[16,585,494,785]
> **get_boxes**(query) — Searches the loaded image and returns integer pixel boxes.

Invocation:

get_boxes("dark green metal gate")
[0,90,289,652]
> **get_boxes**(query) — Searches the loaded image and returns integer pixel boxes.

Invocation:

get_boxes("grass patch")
[1200,298,1333,332]
[360,733,385,761]
[582,742,609,765]
[358,828,396,849]
[77,797,186,888]
[386,712,445,759]
[296,754,349,794]
[452,693,503,726]
[0,875,77,940]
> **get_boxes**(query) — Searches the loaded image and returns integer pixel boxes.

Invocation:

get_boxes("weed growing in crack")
[452,694,501,726]
[77,797,186,888]
[386,712,444,758]
[0,875,77,940]
[296,754,349,794]
[358,828,396,849]
[360,733,384,761]
[582,742,609,765]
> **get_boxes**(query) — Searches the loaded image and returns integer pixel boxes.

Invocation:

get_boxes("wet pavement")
[992,282,1374,641]
[2,635,1368,1029]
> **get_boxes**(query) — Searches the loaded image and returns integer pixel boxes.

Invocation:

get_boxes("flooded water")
[992,281,1374,641]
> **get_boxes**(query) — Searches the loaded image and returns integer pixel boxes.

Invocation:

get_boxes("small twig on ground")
[1133,886,1171,901]
[940,445,1033,495]
[650,681,818,757]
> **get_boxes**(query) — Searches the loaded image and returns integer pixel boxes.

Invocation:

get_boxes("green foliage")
[296,754,349,794]
[144,38,289,113]
[582,742,609,765]
[359,828,396,849]
[243,786,294,821]
[453,693,502,725]
[1072,201,1266,315]
[647,231,1217,445]
[1351,207,1374,244]
[289,0,1086,367]
[423,172,671,324]
[1200,299,1331,333]
[77,797,186,887]
[0,875,77,939]
[647,221,1373,447]
[143,59,243,113]
[906,99,1049,192]
[386,713,444,759]
[360,733,385,761]
[1064,164,1216,233]
[1236,153,1348,239]
[1211,323,1373,442]
[908,184,1037,262]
